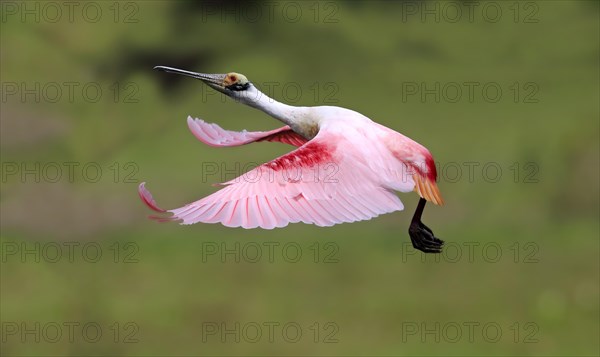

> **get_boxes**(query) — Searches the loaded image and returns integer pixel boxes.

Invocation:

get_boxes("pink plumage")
[187,117,307,147]
[143,66,445,253]
[140,114,442,229]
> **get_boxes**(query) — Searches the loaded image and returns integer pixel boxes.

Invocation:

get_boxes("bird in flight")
[140,66,445,253]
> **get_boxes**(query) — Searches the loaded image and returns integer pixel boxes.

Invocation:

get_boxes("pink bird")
[140,66,445,253]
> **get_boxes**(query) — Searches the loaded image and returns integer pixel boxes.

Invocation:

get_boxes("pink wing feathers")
[381,126,444,206]
[187,116,307,147]
[139,127,405,229]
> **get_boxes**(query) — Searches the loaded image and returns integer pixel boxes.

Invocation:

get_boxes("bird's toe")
[408,222,444,254]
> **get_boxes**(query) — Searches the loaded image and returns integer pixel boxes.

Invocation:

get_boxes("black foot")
[409,221,444,253]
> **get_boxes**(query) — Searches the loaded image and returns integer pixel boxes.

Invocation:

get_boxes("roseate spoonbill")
[139,66,445,253]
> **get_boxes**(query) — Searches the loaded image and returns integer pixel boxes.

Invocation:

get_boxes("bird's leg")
[408,198,444,253]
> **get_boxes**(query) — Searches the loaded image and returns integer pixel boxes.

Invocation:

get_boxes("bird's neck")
[241,87,318,139]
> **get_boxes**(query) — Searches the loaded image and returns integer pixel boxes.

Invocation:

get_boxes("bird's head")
[154,66,257,103]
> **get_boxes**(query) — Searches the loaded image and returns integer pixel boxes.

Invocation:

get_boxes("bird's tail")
[413,174,444,206]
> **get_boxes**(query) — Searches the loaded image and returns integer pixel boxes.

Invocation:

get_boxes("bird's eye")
[226,82,250,91]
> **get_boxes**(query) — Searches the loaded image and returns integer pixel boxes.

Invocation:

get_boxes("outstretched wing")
[139,127,404,229]
[187,116,307,147]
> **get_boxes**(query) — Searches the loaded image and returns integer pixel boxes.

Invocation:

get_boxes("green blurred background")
[1,1,598,355]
